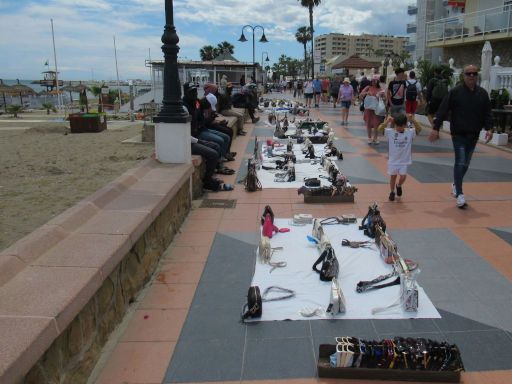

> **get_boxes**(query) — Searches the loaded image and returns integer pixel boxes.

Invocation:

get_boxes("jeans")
[191,142,219,181]
[198,130,228,157]
[452,134,478,196]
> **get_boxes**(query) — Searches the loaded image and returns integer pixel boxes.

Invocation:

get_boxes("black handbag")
[304,177,320,187]
[312,247,339,281]
[242,286,262,319]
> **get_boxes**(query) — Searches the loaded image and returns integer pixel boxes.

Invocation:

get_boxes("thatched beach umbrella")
[0,79,11,113]
[8,79,36,106]
[62,82,90,103]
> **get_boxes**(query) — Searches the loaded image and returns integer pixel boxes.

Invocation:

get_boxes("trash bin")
[69,113,107,133]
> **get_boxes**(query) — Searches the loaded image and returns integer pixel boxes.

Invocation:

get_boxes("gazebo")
[330,55,381,77]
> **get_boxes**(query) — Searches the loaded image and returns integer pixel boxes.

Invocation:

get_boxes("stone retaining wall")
[24,183,190,383]
[0,157,206,384]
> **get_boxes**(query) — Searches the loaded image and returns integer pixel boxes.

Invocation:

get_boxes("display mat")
[248,219,440,321]
[257,143,344,189]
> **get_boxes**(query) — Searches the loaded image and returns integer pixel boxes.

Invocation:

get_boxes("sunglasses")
[464,72,478,76]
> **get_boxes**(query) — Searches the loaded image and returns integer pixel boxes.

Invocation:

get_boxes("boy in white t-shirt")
[381,113,418,201]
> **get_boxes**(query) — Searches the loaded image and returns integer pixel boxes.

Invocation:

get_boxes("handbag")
[241,286,295,320]
[327,277,346,315]
[375,97,386,116]
[259,236,272,263]
[312,218,324,240]
[312,246,339,281]
[304,177,320,187]
[242,286,262,319]
[400,273,419,312]
[363,95,378,110]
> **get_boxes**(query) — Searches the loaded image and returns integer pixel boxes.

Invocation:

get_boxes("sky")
[0,0,413,81]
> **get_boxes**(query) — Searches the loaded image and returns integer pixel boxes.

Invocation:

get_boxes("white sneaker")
[451,183,457,197]
[456,194,467,208]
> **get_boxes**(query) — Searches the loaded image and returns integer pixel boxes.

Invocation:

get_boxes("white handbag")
[258,236,272,263]
[400,273,419,312]
[327,277,346,315]
[312,218,324,240]
[375,97,386,116]
[363,95,378,110]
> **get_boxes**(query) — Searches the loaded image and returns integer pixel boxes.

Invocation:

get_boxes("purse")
[304,177,320,187]
[375,97,386,116]
[259,236,272,263]
[327,277,346,315]
[312,246,339,281]
[242,286,262,319]
[400,273,419,312]
[363,95,378,110]
[312,218,324,240]
[378,232,398,265]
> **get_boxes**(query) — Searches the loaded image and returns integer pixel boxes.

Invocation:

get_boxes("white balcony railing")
[426,5,512,43]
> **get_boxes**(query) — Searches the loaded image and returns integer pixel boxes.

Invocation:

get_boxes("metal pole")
[113,35,122,112]
[129,80,134,122]
[154,0,189,123]
[252,28,256,81]
[51,19,62,110]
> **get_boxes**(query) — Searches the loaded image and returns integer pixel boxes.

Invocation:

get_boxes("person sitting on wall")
[217,82,247,136]
[182,82,234,190]
[203,83,236,158]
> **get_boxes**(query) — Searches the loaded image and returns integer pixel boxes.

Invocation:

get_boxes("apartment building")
[314,33,409,64]
[424,0,512,66]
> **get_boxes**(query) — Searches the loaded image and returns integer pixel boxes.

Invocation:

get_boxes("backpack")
[405,80,418,101]
[432,78,448,100]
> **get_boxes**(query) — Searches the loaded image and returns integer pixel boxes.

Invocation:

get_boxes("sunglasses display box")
[317,344,461,383]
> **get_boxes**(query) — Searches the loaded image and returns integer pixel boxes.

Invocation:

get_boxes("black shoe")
[396,185,402,197]
[252,117,260,123]
[238,131,247,136]
[389,191,395,201]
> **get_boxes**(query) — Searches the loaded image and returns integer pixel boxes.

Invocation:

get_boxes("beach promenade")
[87,93,512,384]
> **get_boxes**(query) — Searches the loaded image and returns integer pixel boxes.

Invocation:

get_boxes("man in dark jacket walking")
[429,65,494,209]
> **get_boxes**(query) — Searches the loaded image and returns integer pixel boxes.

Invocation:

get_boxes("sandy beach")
[0,113,154,251]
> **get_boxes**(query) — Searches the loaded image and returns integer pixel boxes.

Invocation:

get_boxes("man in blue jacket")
[429,65,493,209]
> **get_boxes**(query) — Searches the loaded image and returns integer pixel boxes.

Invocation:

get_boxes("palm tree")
[42,102,55,115]
[7,105,22,118]
[199,45,218,61]
[298,0,322,79]
[216,41,234,55]
[295,26,312,78]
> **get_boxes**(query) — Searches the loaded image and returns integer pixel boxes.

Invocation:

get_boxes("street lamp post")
[261,51,269,84]
[238,25,268,83]
[153,0,191,164]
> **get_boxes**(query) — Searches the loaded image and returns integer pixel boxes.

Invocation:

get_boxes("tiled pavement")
[90,93,512,384]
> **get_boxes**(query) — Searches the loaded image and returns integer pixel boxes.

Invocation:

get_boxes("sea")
[1,79,152,109]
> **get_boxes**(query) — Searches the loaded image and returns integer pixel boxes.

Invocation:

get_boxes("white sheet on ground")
[257,143,335,189]
[248,218,441,321]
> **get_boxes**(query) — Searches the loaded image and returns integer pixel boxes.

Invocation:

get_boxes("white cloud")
[0,0,411,79]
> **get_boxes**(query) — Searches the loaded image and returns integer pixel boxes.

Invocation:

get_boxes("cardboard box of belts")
[317,338,463,382]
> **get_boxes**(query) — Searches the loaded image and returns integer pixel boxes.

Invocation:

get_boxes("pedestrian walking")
[338,77,354,125]
[312,77,322,107]
[386,68,407,117]
[426,67,449,127]
[405,71,422,118]
[428,64,494,209]
[360,74,385,144]
[304,79,314,108]
[381,114,418,201]
[330,76,341,107]
[321,77,330,103]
